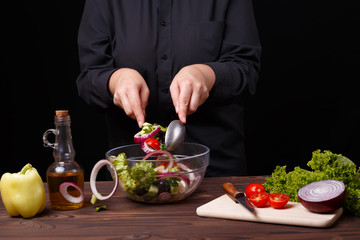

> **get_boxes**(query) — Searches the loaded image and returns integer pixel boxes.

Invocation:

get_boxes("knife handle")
[222,182,241,198]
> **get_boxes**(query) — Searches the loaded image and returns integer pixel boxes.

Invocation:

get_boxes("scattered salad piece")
[263,150,360,216]
[90,194,98,205]
[95,205,107,212]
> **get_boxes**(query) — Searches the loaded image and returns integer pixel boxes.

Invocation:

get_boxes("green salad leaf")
[264,150,360,216]
[111,153,157,194]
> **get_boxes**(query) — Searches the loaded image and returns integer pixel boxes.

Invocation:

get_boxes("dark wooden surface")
[1,176,359,239]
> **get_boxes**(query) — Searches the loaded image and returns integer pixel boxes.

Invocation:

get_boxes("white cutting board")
[196,194,343,228]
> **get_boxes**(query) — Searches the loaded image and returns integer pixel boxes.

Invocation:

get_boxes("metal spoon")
[165,120,185,151]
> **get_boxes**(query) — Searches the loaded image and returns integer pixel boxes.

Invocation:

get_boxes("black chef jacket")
[76,0,261,176]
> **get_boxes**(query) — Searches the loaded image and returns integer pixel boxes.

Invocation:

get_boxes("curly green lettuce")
[130,161,157,190]
[112,153,136,191]
[264,150,360,216]
[111,153,157,194]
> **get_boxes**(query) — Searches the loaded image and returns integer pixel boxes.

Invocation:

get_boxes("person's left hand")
[170,64,216,124]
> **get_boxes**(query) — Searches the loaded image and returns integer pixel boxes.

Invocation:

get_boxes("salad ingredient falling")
[134,123,167,153]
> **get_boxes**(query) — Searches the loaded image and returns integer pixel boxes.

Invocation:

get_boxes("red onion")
[141,141,154,154]
[298,179,346,213]
[176,163,196,183]
[133,126,160,143]
[59,182,84,204]
[142,149,174,160]
[90,159,119,201]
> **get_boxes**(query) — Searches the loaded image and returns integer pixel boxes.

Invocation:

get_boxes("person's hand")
[108,68,149,128]
[170,64,216,124]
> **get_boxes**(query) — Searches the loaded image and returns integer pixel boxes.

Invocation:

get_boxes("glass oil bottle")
[43,110,84,210]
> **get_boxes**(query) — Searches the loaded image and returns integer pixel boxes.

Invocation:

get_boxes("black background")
[2,0,359,181]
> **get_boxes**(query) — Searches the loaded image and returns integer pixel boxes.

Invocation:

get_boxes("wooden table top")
[1,176,359,239]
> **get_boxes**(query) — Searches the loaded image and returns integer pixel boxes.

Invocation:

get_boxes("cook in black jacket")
[76,0,261,176]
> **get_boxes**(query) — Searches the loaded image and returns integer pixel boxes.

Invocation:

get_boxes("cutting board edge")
[196,207,343,228]
[196,194,343,228]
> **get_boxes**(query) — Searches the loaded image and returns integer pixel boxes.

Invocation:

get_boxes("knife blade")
[222,182,255,213]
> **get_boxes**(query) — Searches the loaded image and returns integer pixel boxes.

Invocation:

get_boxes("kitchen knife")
[222,182,255,213]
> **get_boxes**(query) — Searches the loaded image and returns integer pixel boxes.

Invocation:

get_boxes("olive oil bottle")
[43,110,84,210]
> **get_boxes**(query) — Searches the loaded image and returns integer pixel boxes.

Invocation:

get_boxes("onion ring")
[141,140,155,154]
[90,159,119,201]
[133,125,160,143]
[59,182,84,204]
[142,149,174,160]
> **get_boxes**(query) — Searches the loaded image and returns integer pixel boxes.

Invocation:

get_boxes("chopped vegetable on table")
[95,205,107,212]
[264,150,360,216]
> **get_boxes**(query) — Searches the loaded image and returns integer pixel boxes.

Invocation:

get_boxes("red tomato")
[145,138,161,150]
[245,183,266,197]
[269,193,290,209]
[160,161,177,168]
[249,192,269,207]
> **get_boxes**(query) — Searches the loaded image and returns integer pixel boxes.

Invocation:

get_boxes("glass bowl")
[106,142,210,204]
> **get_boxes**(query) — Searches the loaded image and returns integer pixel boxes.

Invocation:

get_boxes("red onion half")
[298,180,346,213]
[90,159,119,201]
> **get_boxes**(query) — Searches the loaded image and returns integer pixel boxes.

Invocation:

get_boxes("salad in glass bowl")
[90,123,210,204]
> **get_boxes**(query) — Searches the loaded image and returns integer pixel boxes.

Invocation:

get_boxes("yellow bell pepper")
[0,163,46,218]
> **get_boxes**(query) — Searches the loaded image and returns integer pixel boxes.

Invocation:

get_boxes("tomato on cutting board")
[145,138,161,150]
[269,193,290,209]
[249,192,269,207]
[245,183,266,197]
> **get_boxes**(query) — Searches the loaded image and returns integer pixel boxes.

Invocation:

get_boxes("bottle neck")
[53,116,75,162]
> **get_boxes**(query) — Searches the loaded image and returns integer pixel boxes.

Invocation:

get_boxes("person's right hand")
[108,68,149,128]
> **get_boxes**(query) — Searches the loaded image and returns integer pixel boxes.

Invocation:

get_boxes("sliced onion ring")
[142,149,174,160]
[298,179,346,213]
[141,140,155,154]
[59,182,84,204]
[133,125,160,143]
[90,159,119,201]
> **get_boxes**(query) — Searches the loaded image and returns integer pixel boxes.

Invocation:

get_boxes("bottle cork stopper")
[55,110,69,118]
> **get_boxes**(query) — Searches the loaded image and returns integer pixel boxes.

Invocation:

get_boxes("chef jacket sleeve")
[205,0,261,104]
[76,0,115,108]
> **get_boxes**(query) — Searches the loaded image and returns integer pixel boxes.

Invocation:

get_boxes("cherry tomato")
[245,183,266,197]
[145,138,161,150]
[269,193,290,209]
[249,192,269,207]
[160,161,177,169]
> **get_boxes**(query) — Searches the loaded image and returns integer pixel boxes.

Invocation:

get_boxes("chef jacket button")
[162,88,169,94]
[161,21,167,26]
[161,55,168,60]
